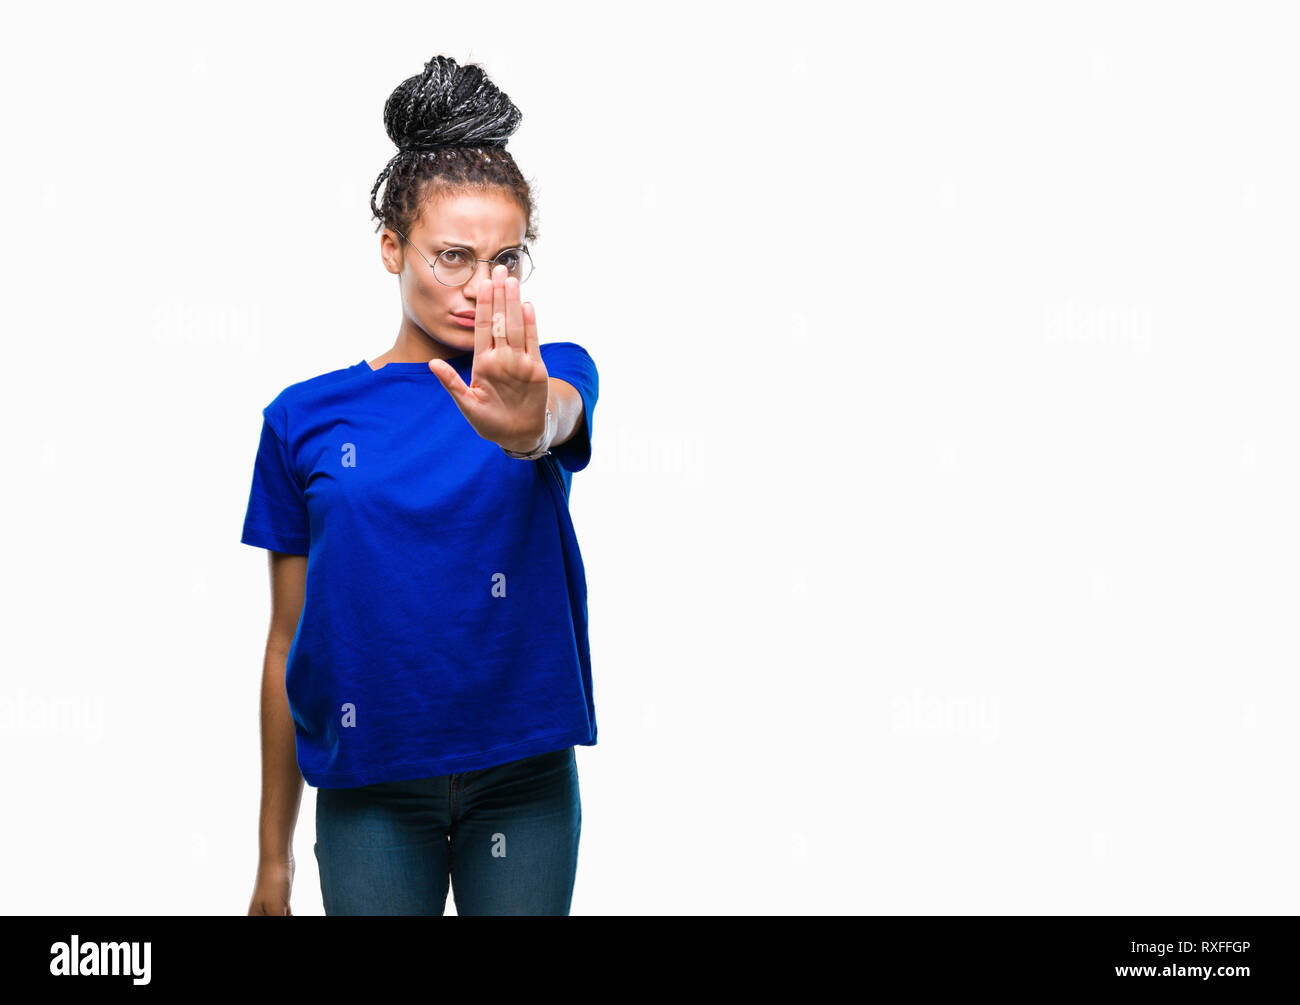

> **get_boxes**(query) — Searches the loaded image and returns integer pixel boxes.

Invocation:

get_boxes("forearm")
[548,377,582,449]
[257,644,304,865]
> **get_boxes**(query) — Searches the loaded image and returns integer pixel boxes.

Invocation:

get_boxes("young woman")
[242,55,598,916]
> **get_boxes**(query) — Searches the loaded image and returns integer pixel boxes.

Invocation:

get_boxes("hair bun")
[384,54,521,153]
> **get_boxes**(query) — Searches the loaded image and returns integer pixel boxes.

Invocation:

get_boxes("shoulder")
[262,360,369,435]
[539,342,598,385]
[540,340,595,361]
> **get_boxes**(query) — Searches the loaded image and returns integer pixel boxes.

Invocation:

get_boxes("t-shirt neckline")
[361,350,473,373]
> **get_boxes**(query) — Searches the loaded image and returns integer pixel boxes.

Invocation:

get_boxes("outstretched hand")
[427,265,549,452]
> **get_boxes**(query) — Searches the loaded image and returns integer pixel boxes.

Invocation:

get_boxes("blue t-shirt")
[240,341,599,788]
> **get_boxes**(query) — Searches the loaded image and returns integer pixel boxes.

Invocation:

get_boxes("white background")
[1,1,1295,915]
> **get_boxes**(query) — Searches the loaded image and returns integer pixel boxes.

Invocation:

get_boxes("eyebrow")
[435,240,523,256]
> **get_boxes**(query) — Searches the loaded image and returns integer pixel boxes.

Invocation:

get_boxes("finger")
[491,264,507,347]
[522,299,539,359]
[428,356,473,408]
[505,274,525,353]
[474,276,494,357]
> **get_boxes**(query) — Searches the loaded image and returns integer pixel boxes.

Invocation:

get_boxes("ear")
[379,229,403,275]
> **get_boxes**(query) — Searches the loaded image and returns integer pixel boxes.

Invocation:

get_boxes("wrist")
[499,394,555,457]
[258,848,294,868]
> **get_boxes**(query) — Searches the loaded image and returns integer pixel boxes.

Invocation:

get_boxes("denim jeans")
[313,745,581,915]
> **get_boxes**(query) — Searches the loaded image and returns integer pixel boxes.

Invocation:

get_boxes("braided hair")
[369,55,538,244]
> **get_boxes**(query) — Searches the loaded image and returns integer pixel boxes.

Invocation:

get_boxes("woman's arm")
[247,550,307,915]
[547,377,583,450]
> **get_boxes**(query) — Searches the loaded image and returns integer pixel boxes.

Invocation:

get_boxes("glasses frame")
[389,225,533,287]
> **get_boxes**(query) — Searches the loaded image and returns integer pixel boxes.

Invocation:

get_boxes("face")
[381,189,528,358]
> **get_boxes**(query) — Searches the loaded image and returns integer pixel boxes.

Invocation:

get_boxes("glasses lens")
[495,248,533,283]
[434,248,475,286]
[432,248,533,286]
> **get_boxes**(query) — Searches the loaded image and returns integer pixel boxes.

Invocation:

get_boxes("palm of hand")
[428,267,550,451]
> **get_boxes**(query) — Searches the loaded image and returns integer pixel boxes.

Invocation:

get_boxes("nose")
[463,261,509,290]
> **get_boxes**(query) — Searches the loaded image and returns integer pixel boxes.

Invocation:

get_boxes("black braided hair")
[369,55,538,244]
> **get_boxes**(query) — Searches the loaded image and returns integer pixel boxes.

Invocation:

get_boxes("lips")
[452,311,476,319]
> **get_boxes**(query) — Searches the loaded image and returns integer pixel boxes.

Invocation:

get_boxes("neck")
[379,322,472,364]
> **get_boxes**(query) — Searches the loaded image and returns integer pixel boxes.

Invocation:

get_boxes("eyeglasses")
[390,226,534,286]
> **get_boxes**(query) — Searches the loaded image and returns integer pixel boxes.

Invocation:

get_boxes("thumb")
[428,358,472,409]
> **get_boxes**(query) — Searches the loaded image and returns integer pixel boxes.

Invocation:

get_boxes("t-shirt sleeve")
[240,400,310,555]
[540,341,599,473]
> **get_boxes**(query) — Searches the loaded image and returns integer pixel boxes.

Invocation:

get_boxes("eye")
[440,248,469,264]
[497,250,521,271]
